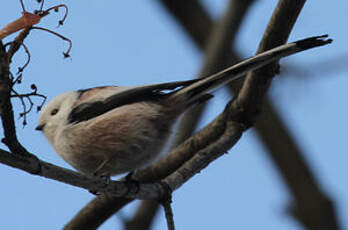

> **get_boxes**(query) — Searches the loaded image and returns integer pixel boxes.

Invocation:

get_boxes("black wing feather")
[68,79,199,124]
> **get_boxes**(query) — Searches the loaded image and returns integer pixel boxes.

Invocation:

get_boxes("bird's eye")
[50,109,59,116]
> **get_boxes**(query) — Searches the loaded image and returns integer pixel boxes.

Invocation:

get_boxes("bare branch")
[31,26,72,58]
[1,1,71,61]
[124,1,255,225]
[0,36,332,228]
[157,1,342,229]
[38,4,69,27]
[0,41,30,155]
[162,199,175,230]
[7,28,31,61]
[62,34,331,227]
[20,0,26,12]
[237,1,341,229]
[64,0,336,225]
[0,94,245,201]
[170,0,255,148]
[15,41,31,74]
[0,3,339,230]
[156,0,212,51]
[1,37,332,191]
[124,201,160,230]
[10,86,47,126]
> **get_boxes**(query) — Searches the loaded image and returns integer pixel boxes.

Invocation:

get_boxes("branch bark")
[169,0,255,148]
[125,1,255,227]
[156,1,342,229]
[0,35,287,227]
[1,35,332,229]
[124,200,159,230]
[0,41,29,156]
[64,1,341,229]
[0,1,340,229]
[240,1,341,229]
[0,83,245,200]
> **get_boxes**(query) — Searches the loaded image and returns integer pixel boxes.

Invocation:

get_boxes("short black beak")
[35,124,45,131]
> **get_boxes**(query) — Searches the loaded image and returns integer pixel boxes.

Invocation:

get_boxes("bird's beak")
[35,124,45,131]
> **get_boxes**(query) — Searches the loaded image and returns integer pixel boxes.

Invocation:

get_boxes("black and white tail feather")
[171,35,332,105]
[69,35,332,123]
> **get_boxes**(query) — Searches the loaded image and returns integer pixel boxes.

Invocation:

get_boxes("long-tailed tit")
[36,36,331,177]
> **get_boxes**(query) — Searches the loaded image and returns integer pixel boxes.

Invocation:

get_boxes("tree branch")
[239,1,341,229]
[169,0,255,148]
[155,1,342,229]
[0,86,244,200]
[1,1,339,229]
[64,1,338,229]
[162,199,175,230]
[2,37,331,192]
[0,36,329,229]
[0,41,30,156]
[62,37,331,230]
[124,200,160,230]
[124,1,255,227]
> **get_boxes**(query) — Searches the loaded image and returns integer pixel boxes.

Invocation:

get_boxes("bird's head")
[36,91,78,145]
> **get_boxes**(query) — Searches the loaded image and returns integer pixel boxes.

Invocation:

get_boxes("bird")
[35,35,331,177]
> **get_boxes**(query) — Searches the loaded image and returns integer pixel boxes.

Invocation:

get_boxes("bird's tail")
[170,35,332,105]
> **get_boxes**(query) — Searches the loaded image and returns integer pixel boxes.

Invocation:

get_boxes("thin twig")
[20,0,26,12]
[7,28,31,61]
[39,0,45,12]
[10,87,47,126]
[16,41,31,74]
[11,89,28,126]
[2,1,71,60]
[43,4,69,27]
[162,200,175,230]
[31,26,72,57]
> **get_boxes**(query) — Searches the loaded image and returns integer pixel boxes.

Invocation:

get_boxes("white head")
[36,91,78,146]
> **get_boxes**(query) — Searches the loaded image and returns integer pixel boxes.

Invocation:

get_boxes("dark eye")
[50,109,59,116]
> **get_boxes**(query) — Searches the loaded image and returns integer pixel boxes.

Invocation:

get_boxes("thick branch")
[155,0,212,51]
[124,200,160,230]
[65,95,229,229]
[65,106,229,229]
[170,0,255,147]
[65,2,338,229]
[65,35,330,227]
[0,38,326,228]
[125,1,254,227]
[0,94,243,201]
[234,1,341,229]
[0,1,339,229]
[67,1,254,227]
[0,147,168,200]
[0,41,29,155]
[157,1,342,229]
[235,0,305,124]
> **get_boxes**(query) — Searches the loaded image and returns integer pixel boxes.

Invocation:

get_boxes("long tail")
[170,35,332,104]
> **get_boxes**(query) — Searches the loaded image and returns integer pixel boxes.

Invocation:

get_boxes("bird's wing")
[67,79,198,124]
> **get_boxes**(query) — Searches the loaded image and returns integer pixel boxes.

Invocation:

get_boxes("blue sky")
[0,1,347,229]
